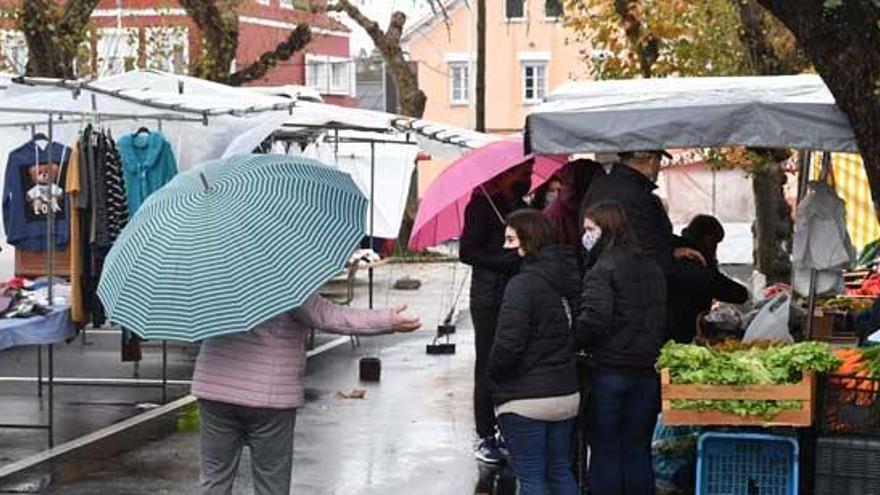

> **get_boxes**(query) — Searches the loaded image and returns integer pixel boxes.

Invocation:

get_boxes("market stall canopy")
[0,70,296,171]
[526,75,857,155]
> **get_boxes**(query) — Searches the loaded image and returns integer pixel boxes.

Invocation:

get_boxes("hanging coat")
[792,181,855,296]
[117,131,178,215]
[3,139,71,251]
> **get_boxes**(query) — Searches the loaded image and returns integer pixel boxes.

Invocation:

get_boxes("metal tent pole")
[161,340,167,403]
[46,113,55,448]
[369,141,375,310]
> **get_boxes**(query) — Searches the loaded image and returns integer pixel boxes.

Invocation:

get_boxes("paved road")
[4,262,517,494]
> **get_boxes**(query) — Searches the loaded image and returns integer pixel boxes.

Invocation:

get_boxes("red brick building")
[0,0,356,106]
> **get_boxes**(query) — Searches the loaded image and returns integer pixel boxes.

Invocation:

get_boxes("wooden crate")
[660,369,815,427]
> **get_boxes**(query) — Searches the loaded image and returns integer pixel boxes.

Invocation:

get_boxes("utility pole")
[475,0,486,132]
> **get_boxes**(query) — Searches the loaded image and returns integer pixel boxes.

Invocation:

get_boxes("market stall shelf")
[660,369,816,427]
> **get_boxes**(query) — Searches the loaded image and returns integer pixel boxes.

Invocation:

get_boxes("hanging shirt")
[3,139,71,251]
[117,131,178,215]
[94,132,129,249]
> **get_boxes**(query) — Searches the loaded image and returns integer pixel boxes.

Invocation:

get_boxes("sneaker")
[475,436,506,464]
[495,433,509,457]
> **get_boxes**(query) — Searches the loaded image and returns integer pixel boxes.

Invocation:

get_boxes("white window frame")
[505,0,527,22]
[521,61,548,104]
[145,26,190,74]
[279,0,294,9]
[0,30,28,75]
[97,28,139,78]
[448,62,470,106]
[305,54,353,96]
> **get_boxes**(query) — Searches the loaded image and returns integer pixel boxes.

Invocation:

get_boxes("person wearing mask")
[668,215,749,343]
[192,295,421,495]
[531,176,563,211]
[577,202,667,495]
[460,161,532,463]
[544,159,601,248]
[489,209,581,495]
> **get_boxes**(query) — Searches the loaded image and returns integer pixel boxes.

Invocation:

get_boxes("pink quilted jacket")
[191,294,394,409]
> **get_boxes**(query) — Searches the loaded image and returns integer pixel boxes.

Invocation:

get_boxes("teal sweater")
[117,132,178,214]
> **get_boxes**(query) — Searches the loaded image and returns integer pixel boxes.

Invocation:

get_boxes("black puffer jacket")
[577,244,667,371]
[667,236,749,343]
[581,164,674,274]
[460,192,526,309]
[489,245,581,406]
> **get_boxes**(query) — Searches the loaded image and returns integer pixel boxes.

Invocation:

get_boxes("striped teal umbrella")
[97,154,367,341]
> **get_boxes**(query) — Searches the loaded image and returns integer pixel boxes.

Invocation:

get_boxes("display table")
[0,306,73,448]
[0,306,74,351]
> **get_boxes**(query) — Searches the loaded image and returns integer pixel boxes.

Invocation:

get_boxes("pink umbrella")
[409,140,567,250]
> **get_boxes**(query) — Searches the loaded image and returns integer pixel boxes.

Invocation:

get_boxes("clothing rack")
[0,109,179,449]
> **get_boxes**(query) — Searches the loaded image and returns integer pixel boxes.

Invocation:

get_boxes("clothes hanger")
[135,126,151,135]
[32,132,49,142]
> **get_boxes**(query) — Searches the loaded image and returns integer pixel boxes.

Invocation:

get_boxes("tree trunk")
[475,0,486,132]
[735,0,799,281]
[613,0,658,78]
[327,1,428,252]
[20,0,101,78]
[751,153,793,284]
[757,1,880,211]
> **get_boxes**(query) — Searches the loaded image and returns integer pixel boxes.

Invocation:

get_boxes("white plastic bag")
[742,293,794,344]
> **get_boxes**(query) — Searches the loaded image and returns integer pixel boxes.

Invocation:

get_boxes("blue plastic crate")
[696,432,799,495]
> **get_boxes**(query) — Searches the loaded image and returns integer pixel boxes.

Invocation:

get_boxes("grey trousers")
[199,399,298,495]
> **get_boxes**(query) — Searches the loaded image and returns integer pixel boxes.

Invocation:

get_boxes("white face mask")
[581,228,602,252]
[545,190,559,205]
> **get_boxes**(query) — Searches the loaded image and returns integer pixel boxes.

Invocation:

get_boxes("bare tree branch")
[60,0,101,35]
[179,0,240,81]
[227,24,312,86]
[326,0,425,117]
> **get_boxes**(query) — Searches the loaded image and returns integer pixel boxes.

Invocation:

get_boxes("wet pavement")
[2,262,517,494]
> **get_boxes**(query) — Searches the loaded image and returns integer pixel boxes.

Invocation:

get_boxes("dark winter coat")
[581,164,674,273]
[489,245,581,406]
[577,244,667,371]
[460,191,525,309]
[667,236,749,343]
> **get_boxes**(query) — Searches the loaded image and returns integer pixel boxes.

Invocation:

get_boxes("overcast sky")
[335,0,438,55]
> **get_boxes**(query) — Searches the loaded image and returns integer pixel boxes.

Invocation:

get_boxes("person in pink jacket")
[191,293,421,495]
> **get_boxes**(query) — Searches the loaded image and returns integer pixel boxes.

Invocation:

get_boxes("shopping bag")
[742,293,794,343]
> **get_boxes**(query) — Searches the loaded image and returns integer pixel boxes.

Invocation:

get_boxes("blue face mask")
[581,228,602,252]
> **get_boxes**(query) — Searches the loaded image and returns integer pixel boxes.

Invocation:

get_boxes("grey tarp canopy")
[525,74,857,155]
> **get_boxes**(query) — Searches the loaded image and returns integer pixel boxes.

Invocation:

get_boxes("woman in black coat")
[577,201,667,495]
[489,209,581,495]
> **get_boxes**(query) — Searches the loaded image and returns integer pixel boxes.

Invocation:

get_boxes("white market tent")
[526,74,857,155]
[0,70,499,261]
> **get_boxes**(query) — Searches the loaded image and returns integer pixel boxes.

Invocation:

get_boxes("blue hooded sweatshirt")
[3,139,71,251]
[117,131,178,215]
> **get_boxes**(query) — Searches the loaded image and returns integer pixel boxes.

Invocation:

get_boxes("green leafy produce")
[657,341,841,418]
[861,345,880,378]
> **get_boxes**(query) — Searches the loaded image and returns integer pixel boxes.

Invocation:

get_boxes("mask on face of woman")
[544,190,559,205]
[581,228,602,252]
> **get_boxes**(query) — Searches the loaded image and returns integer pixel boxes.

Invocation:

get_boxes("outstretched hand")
[391,304,421,333]
[674,247,707,267]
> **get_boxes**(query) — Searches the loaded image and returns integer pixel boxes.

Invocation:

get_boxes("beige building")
[402,0,589,135]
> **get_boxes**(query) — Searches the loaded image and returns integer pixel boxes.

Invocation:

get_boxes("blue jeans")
[497,413,579,495]
[588,370,660,495]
